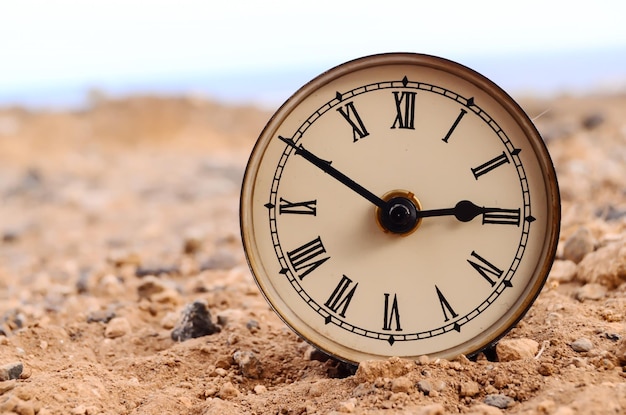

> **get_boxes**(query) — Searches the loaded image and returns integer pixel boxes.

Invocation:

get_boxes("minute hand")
[279,136,387,209]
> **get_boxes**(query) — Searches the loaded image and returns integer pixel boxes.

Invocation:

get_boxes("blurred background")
[1,0,626,110]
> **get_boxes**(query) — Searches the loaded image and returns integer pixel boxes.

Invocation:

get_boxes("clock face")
[240,53,560,363]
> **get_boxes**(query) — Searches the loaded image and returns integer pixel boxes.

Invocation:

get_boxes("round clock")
[240,53,560,363]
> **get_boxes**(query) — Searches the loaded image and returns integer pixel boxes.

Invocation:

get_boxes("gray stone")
[0,362,23,381]
[484,394,514,409]
[171,300,220,341]
[570,338,594,352]
[563,227,595,264]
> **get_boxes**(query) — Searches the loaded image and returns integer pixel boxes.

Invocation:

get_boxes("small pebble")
[171,300,219,341]
[570,338,593,352]
[217,381,240,399]
[87,309,116,324]
[390,376,412,393]
[548,260,577,283]
[0,362,23,381]
[233,350,263,379]
[484,394,514,409]
[582,112,605,130]
[417,380,433,395]
[562,227,594,264]
[104,317,131,338]
[496,338,539,361]
[416,404,445,415]
[246,319,260,333]
[337,398,357,413]
[575,283,607,301]
[253,384,267,394]
[459,381,480,397]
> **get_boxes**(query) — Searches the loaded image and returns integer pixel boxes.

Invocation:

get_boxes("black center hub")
[379,196,419,234]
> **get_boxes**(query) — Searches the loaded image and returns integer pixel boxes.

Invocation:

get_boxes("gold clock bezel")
[240,53,560,363]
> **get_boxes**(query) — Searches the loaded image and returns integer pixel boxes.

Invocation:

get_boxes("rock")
[562,227,595,263]
[217,381,240,399]
[576,240,626,289]
[253,385,267,394]
[575,283,607,301]
[570,338,593,352]
[0,362,23,381]
[582,112,605,130]
[467,403,504,415]
[0,379,17,394]
[484,394,514,409]
[86,309,116,323]
[137,275,181,304]
[246,319,260,333]
[354,357,414,383]
[233,350,263,379]
[459,381,480,397]
[337,398,357,413]
[495,338,539,361]
[390,376,412,393]
[616,338,626,366]
[171,300,219,341]
[104,317,131,338]
[415,404,445,415]
[548,260,577,283]
[417,380,433,395]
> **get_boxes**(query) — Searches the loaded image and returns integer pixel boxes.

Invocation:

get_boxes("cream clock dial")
[240,53,560,363]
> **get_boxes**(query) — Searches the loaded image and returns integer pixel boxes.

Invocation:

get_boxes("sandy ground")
[0,93,624,415]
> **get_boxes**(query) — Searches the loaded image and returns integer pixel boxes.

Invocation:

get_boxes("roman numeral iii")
[391,91,416,130]
[325,275,358,317]
[336,101,369,142]
[286,236,330,279]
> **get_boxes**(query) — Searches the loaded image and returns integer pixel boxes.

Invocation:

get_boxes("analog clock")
[240,53,560,363]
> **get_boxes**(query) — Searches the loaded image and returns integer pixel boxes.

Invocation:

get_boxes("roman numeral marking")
[442,108,468,143]
[324,275,358,318]
[467,251,504,286]
[279,197,317,215]
[471,151,510,179]
[391,91,416,130]
[435,285,458,322]
[336,101,369,142]
[483,208,521,226]
[286,236,330,279]
[382,293,402,331]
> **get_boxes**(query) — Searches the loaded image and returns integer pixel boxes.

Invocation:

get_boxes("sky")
[1,0,625,108]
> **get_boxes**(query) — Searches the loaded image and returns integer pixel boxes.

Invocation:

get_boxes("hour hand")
[278,136,387,209]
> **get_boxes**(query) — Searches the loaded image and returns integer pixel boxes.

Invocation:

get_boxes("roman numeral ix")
[279,197,317,215]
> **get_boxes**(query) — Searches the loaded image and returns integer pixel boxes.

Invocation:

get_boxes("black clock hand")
[279,135,387,209]
[415,200,488,222]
